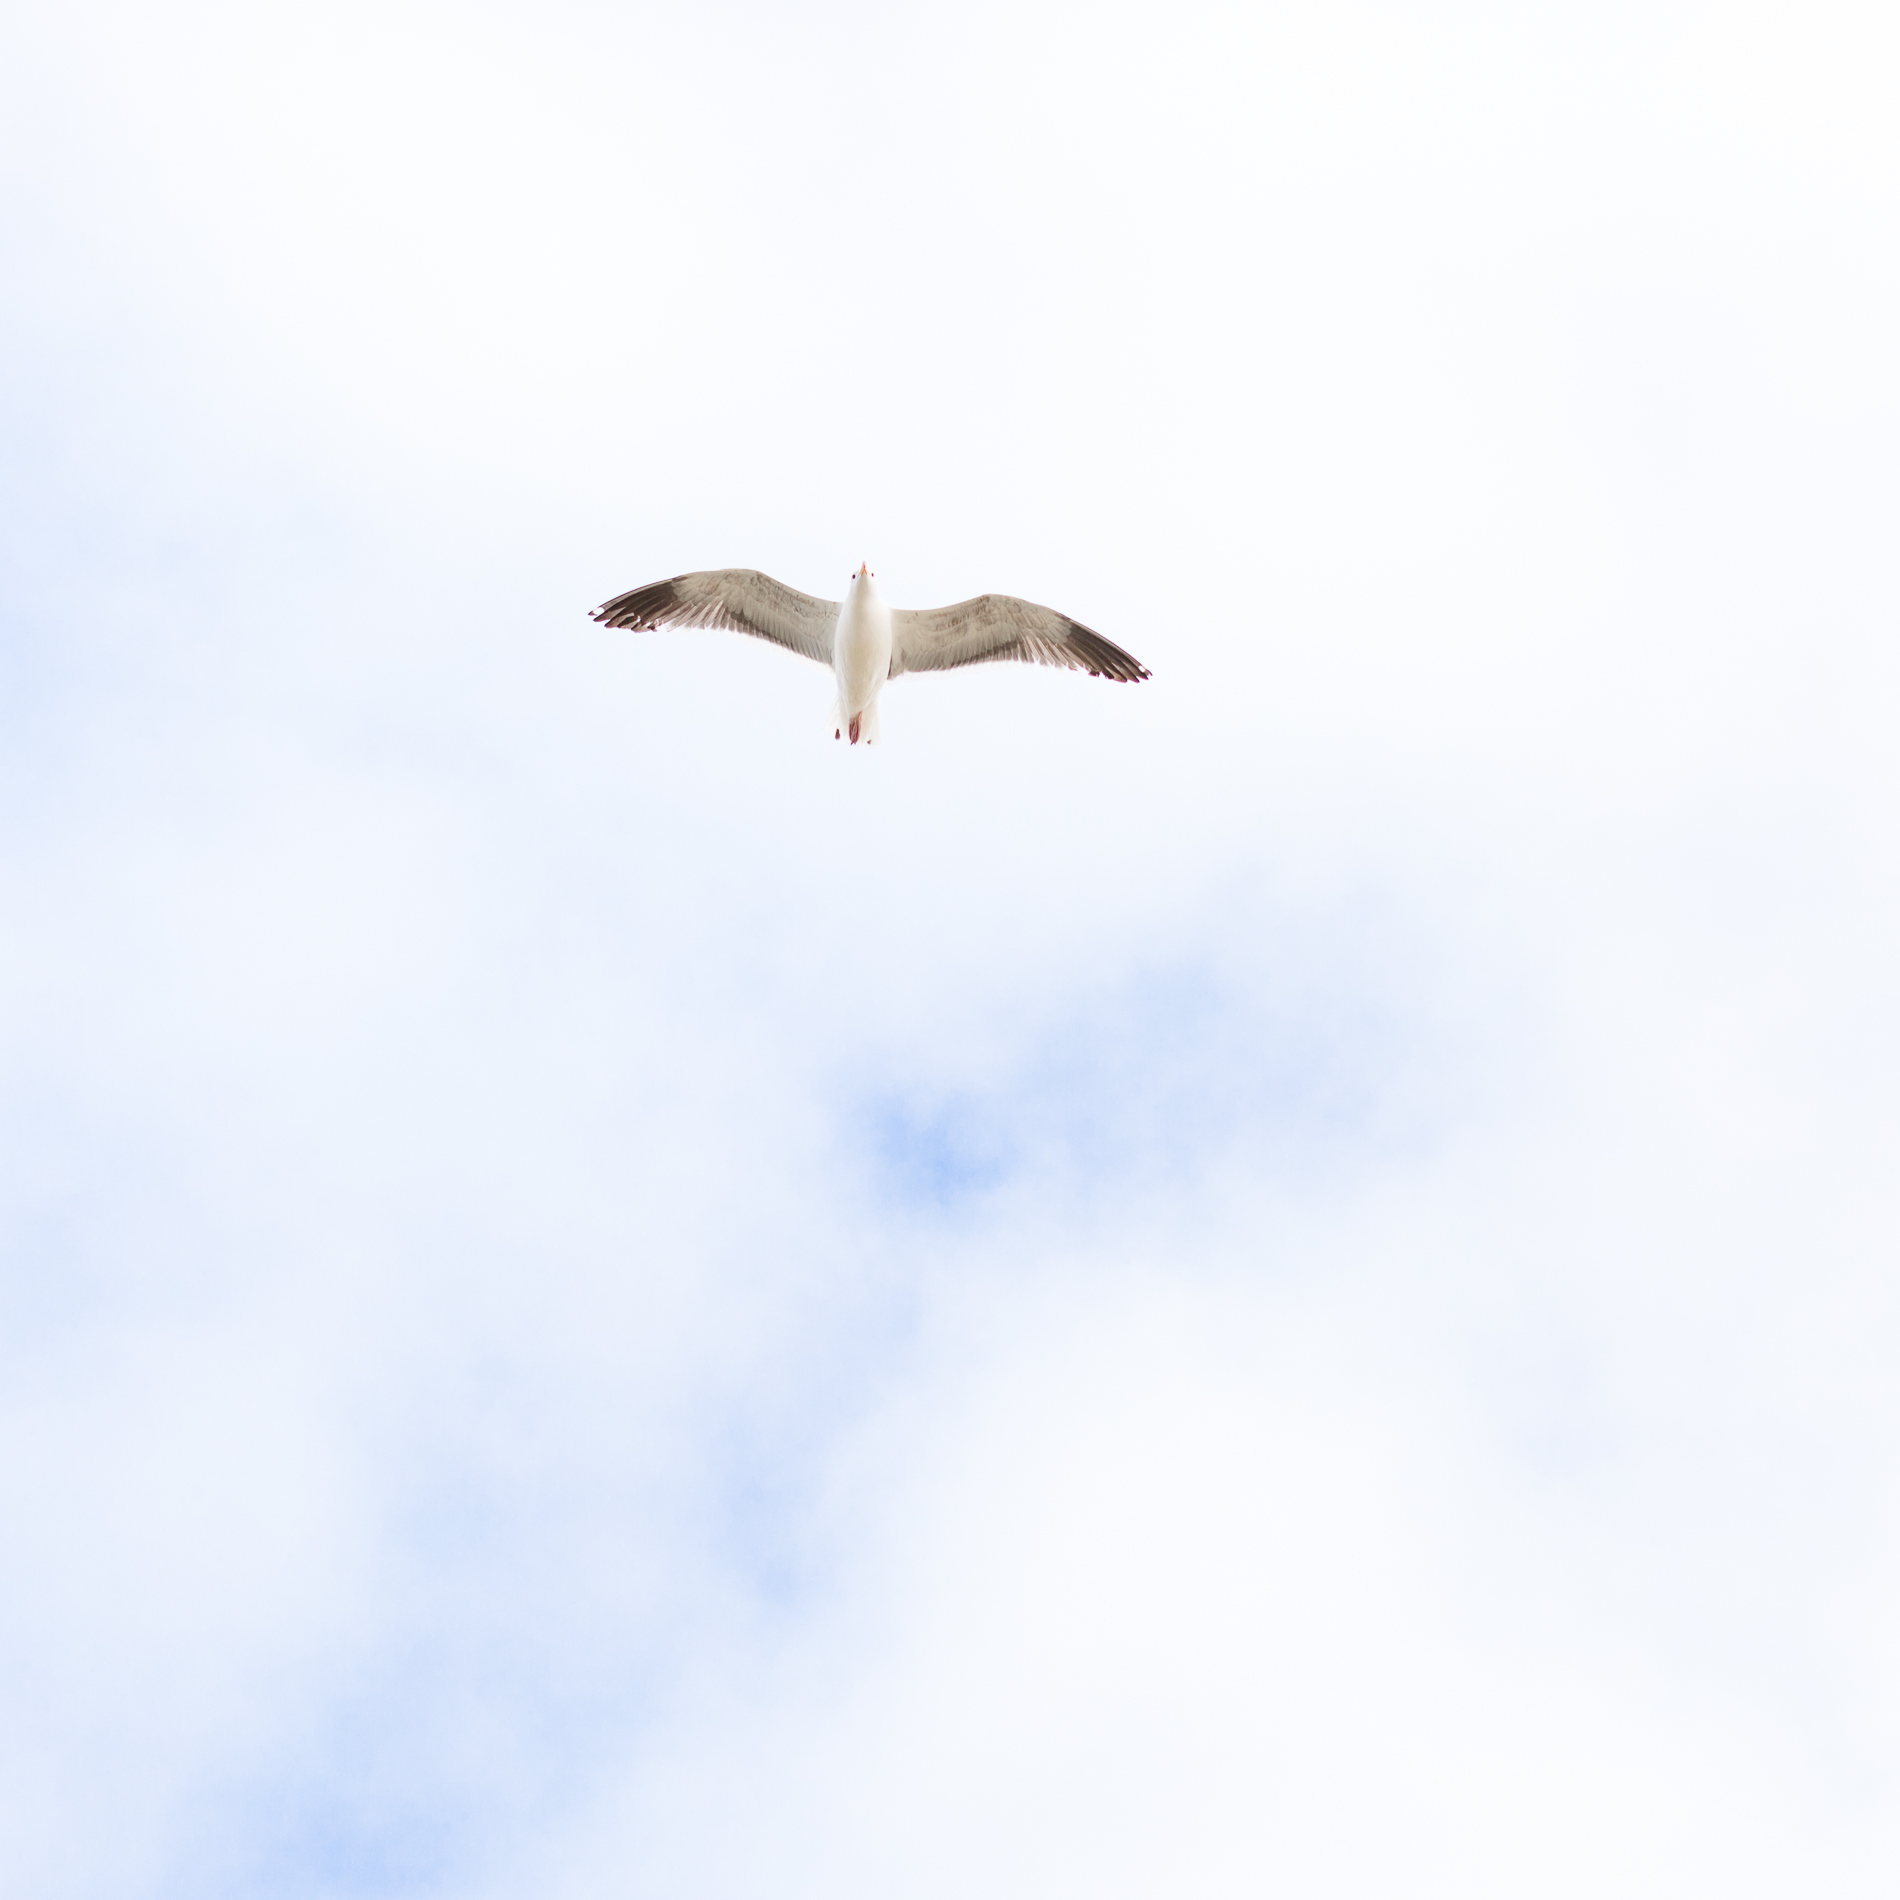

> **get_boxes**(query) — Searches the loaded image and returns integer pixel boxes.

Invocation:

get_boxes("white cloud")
[2,1,1897,1894]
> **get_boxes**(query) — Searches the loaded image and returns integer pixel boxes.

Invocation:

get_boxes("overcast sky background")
[3,1,1898,1894]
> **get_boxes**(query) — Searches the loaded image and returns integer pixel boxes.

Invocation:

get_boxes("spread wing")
[591,569,838,667]
[889,594,1150,683]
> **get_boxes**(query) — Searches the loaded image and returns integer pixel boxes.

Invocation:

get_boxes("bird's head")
[851,561,875,589]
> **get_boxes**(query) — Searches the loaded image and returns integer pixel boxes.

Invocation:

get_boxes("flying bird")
[591,565,1150,745]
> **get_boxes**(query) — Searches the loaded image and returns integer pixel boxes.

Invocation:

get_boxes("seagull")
[591,565,1149,744]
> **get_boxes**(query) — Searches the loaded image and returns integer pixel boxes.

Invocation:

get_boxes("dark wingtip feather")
[592,575,687,632]
[1063,617,1151,683]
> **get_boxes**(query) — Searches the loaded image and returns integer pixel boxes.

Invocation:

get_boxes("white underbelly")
[834,603,892,711]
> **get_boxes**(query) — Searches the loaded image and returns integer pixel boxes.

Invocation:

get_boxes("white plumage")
[591,564,1150,745]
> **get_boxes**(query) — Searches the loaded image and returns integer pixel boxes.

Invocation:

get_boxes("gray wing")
[889,594,1150,683]
[592,569,838,667]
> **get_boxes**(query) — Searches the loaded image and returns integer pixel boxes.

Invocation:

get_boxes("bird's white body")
[829,567,891,744]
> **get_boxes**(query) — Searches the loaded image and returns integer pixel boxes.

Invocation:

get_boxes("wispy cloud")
[3,1,1898,1895]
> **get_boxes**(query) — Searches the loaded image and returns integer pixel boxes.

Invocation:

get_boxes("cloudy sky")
[3,1,1898,1894]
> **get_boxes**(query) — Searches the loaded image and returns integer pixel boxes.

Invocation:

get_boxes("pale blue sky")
[3,2,1898,1895]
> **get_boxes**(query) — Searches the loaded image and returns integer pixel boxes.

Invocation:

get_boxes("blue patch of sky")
[183,1676,490,1900]
[0,1086,228,1347]
[0,407,89,782]
[205,1796,463,1900]
[856,939,1421,1225]
[178,1552,659,1900]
